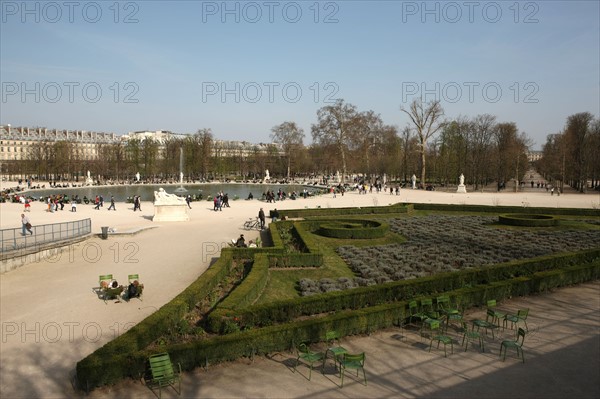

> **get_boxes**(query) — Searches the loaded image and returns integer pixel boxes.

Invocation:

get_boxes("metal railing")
[1,218,91,253]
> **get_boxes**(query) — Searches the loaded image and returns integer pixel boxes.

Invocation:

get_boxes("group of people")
[213,192,230,211]
[100,278,144,301]
[232,234,258,248]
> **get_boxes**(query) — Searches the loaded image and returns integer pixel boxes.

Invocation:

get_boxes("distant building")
[528,150,543,163]
[0,125,119,162]
[0,125,284,163]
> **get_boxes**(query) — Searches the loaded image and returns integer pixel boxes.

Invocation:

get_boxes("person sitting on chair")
[127,280,144,299]
[248,240,257,248]
[235,234,246,247]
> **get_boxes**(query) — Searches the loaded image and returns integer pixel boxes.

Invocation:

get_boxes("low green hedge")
[76,257,600,390]
[207,253,270,333]
[317,219,389,239]
[414,203,600,217]
[209,249,600,329]
[499,214,559,227]
[279,203,411,218]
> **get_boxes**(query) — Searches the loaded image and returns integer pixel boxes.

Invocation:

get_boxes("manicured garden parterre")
[76,203,600,391]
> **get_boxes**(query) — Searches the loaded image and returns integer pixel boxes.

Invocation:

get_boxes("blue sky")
[1,1,599,150]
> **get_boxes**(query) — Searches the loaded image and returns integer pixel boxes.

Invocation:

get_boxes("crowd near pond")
[6,183,314,203]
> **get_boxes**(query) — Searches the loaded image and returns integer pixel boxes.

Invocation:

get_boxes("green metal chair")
[428,319,453,357]
[325,331,348,372]
[503,308,529,331]
[461,321,484,352]
[437,295,462,332]
[486,299,506,326]
[340,352,367,387]
[473,309,499,339]
[147,352,182,398]
[294,343,325,380]
[500,328,526,363]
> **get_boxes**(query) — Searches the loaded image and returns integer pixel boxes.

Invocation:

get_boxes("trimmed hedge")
[208,249,600,329]
[499,214,559,227]
[76,257,600,390]
[279,203,412,218]
[317,219,389,239]
[413,203,600,217]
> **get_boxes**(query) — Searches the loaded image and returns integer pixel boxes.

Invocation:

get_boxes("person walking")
[107,195,116,211]
[21,214,33,235]
[258,207,266,229]
[186,194,192,209]
[94,195,101,210]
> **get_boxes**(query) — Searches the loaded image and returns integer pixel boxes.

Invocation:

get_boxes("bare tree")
[401,98,446,187]
[564,112,594,192]
[311,99,360,181]
[355,110,387,177]
[271,121,305,180]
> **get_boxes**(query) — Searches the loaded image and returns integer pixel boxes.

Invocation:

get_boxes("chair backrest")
[408,300,419,315]
[344,353,365,366]
[149,353,175,379]
[421,298,433,312]
[99,274,113,286]
[297,343,310,354]
[517,309,529,319]
[487,299,497,308]
[325,331,341,346]
[149,355,173,379]
[516,328,526,345]
[128,274,139,283]
[428,319,441,331]
[486,308,496,322]
[436,295,450,311]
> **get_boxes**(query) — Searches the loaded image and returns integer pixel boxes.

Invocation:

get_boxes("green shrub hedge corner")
[76,257,599,390]
[499,214,559,227]
[317,219,389,239]
[75,202,600,391]
[413,203,600,217]
[279,203,412,218]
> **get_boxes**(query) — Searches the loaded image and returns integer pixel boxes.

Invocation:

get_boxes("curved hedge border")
[279,203,412,218]
[76,203,599,391]
[77,256,600,390]
[414,203,600,217]
[317,219,389,239]
[499,214,559,227]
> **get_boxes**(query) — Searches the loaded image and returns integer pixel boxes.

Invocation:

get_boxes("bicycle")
[243,217,262,230]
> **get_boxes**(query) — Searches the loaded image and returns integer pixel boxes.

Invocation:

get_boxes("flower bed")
[299,215,600,295]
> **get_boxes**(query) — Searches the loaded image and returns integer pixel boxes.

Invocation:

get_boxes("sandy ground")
[0,182,599,398]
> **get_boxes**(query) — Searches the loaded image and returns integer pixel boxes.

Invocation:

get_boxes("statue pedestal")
[153,204,189,222]
[456,184,467,193]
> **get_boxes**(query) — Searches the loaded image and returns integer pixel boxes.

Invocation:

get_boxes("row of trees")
[536,112,600,193]
[5,99,597,190]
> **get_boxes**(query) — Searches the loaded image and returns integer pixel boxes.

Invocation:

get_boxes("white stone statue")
[457,173,467,193]
[411,174,417,189]
[154,188,185,205]
[264,169,270,182]
[135,172,140,182]
[336,170,341,183]
[85,170,94,186]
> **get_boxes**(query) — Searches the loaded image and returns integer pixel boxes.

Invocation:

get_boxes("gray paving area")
[87,282,600,399]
